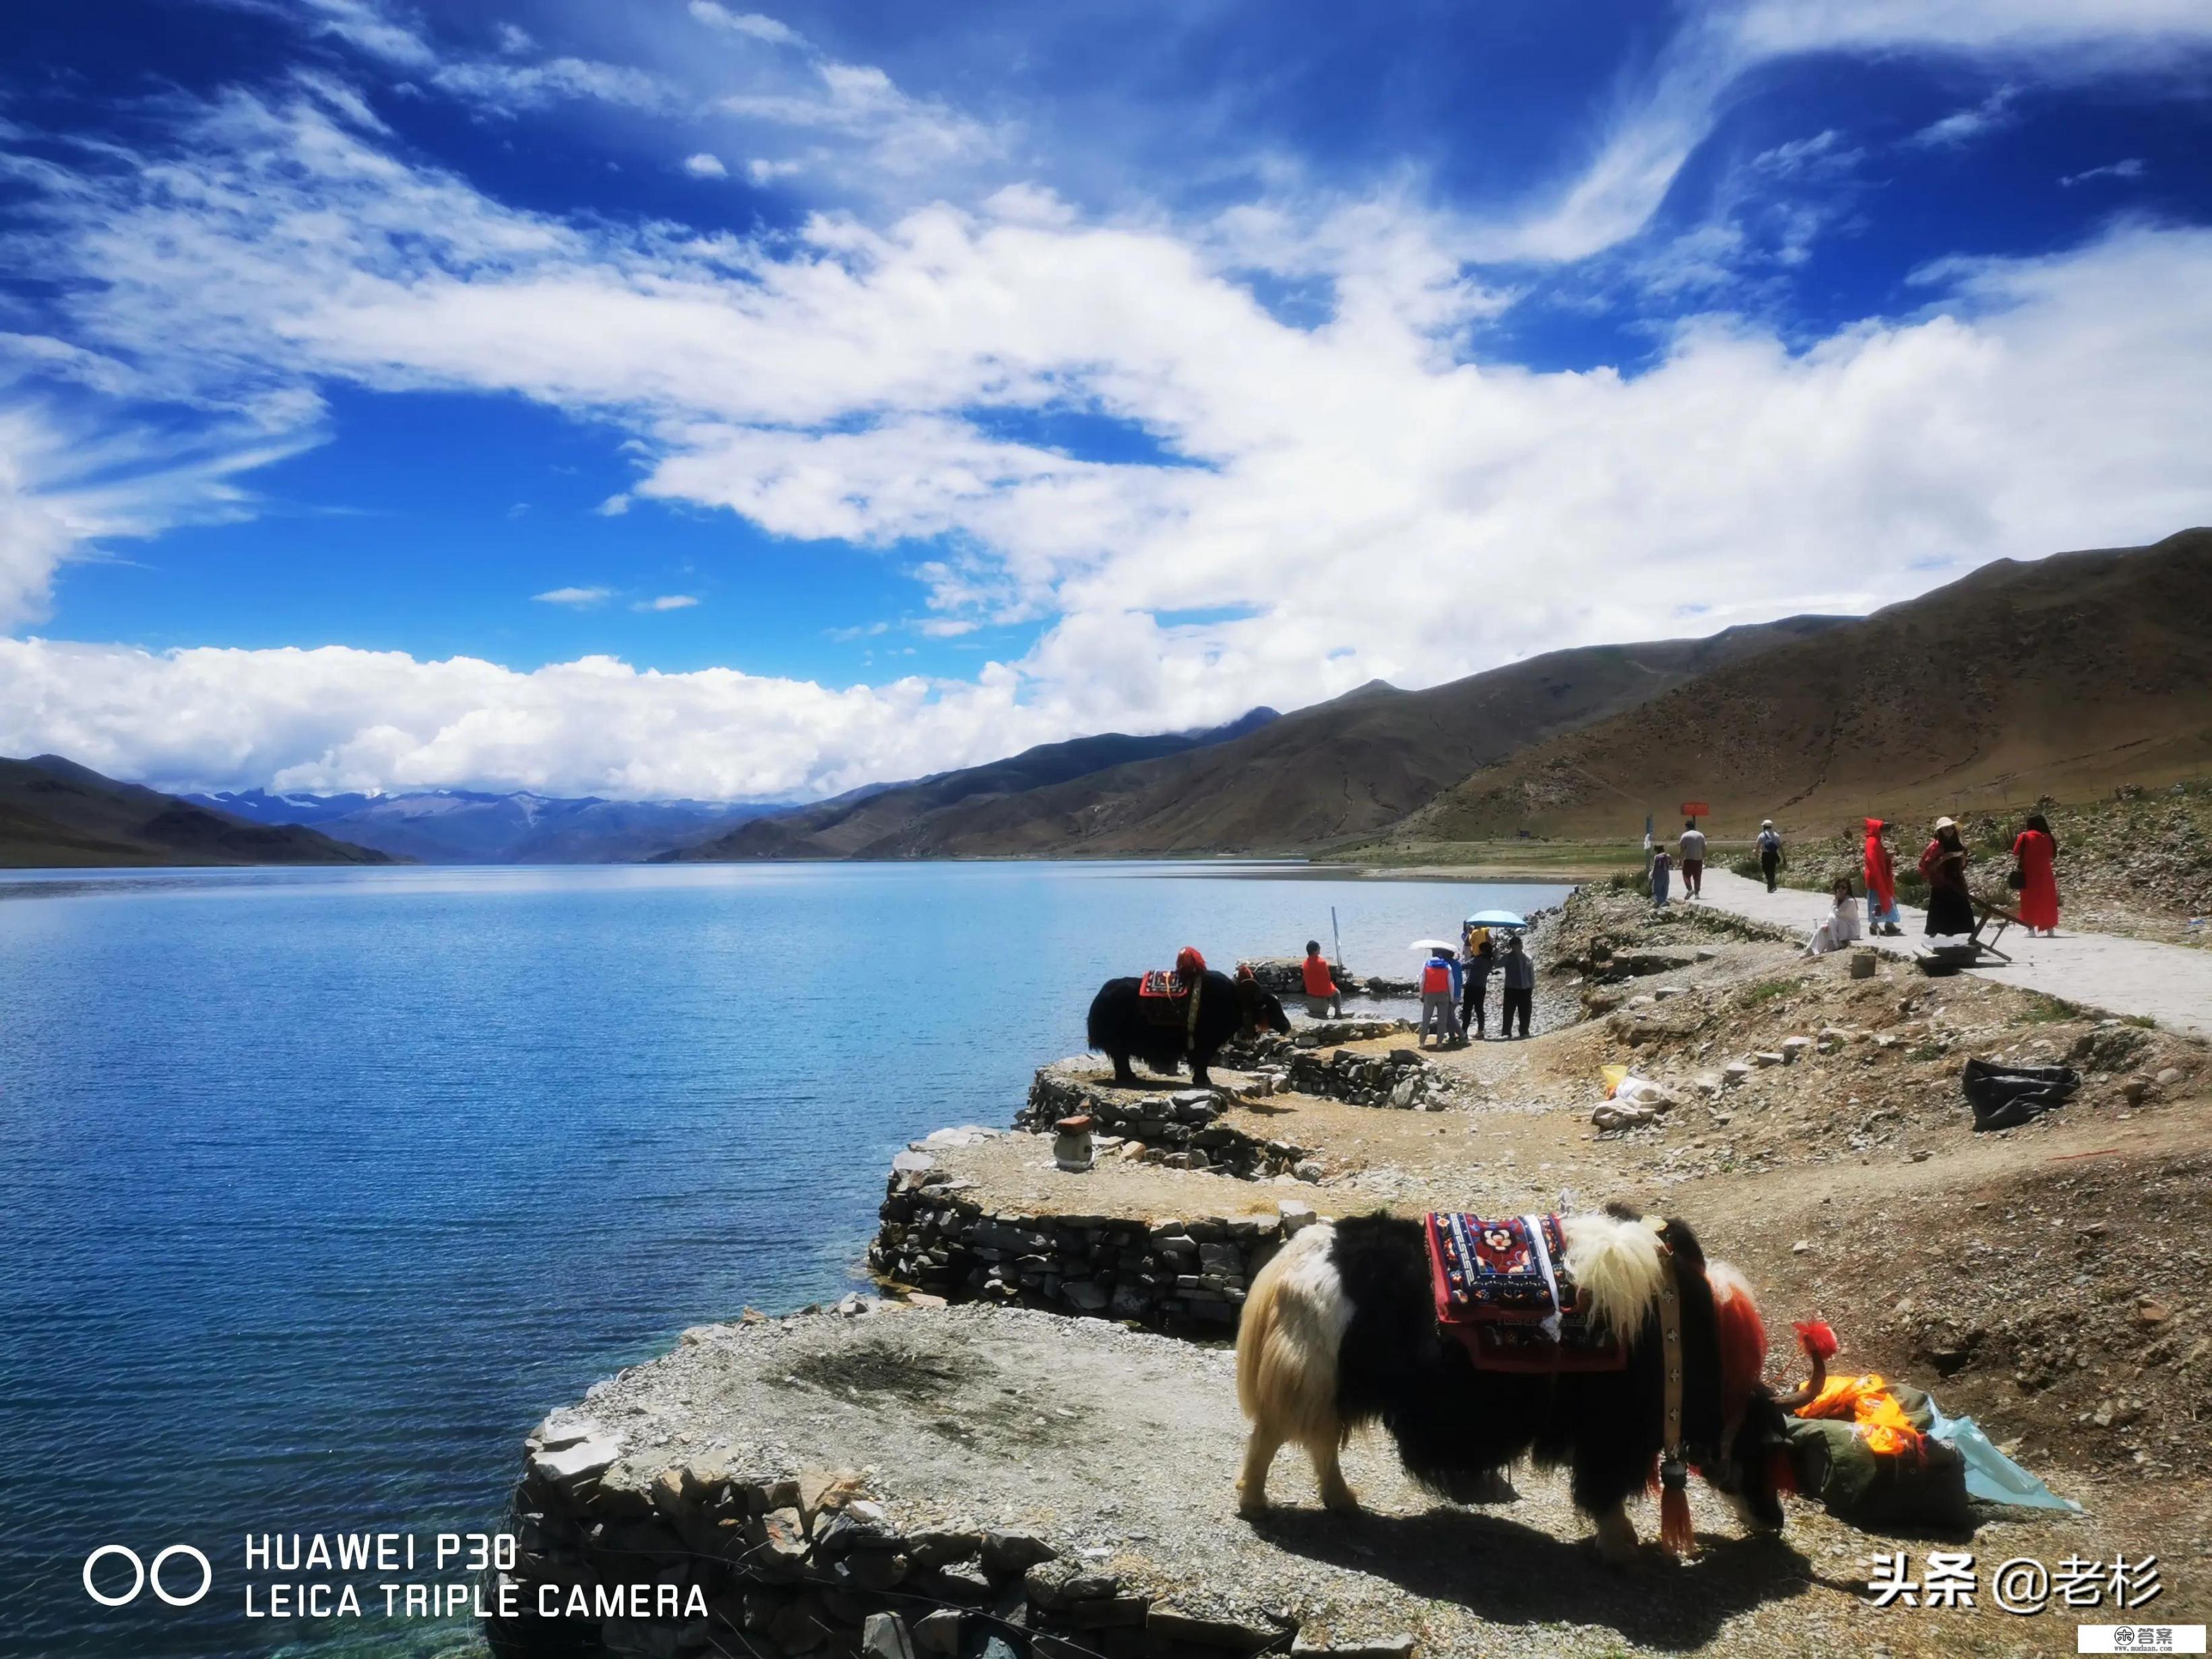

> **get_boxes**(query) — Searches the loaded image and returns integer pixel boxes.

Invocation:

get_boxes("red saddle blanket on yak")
[1138,970,1191,1000]
[1424,1212,1627,1374]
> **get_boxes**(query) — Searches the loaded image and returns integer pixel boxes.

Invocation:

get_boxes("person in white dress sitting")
[1804,877,1864,958]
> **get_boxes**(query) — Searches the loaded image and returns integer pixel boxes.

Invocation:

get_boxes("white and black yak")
[1087,969,1289,1089]
[1234,1205,1796,1563]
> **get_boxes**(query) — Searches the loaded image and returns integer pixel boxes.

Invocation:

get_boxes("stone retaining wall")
[1238,956,1416,998]
[870,1179,1318,1333]
[1279,1045,1454,1110]
[1016,1071,1310,1179]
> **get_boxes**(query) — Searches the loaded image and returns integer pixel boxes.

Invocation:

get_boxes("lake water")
[0,862,1565,1658]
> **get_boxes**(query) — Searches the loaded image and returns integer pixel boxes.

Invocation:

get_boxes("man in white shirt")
[1678,819,1707,899]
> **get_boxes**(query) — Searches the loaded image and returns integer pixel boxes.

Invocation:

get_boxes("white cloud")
[683,152,729,179]
[1471,0,2212,264]
[0,637,1052,801]
[747,158,803,184]
[718,58,998,175]
[596,492,631,516]
[533,586,610,606]
[0,398,315,630]
[1909,87,2018,149]
[7,74,2212,797]
[2061,158,2147,187]
[689,2,800,46]
[633,594,699,611]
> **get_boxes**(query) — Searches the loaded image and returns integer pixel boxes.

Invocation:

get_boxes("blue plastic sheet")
[1925,1399,2082,1512]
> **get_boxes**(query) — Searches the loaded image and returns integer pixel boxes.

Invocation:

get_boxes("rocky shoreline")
[489,891,2211,1658]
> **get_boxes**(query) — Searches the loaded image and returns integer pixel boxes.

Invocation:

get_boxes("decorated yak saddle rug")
[1424,1212,1628,1373]
[1137,969,1203,1038]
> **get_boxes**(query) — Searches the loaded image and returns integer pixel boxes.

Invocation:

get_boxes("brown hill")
[673,617,1844,861]
[1392,528,2212,844]
[670,710,1279,861]
[0,755,400,869]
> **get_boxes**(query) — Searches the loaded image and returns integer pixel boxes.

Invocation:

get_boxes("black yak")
[1234,1206,1795,1563]
[1086,968,1288,1088]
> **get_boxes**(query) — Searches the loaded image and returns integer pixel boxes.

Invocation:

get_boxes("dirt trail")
[1693,867,2212,1038]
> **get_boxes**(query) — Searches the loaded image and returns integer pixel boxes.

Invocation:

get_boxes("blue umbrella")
[1464,909,1526,929]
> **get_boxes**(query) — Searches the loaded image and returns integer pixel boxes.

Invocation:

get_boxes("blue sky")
[1,0,2209,798]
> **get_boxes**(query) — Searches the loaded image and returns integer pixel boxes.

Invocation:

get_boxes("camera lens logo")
[83,1545,212,1608]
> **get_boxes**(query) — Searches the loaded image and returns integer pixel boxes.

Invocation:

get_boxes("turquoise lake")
[0,862,1567,1658]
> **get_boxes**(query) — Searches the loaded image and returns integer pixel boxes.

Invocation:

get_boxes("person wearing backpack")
[1755,820,1785,892]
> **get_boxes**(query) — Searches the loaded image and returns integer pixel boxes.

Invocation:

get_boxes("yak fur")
[1086,968,1286,1088]
[1236,1206,1794,1563]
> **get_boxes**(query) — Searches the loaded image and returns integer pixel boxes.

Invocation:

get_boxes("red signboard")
[1680,802,1709,817]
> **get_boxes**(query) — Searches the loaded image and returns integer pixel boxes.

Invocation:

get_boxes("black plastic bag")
[1962,1057,2081,1131]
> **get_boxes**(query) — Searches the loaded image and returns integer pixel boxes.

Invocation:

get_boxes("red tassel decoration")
[1660,1480,1696,1557]
[1793,1319,1839,1361]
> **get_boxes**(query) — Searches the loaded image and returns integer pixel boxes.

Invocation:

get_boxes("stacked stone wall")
[499,1407,1339,1658]
[870,1181,1319,1333]
[1015,1073,1308,1178]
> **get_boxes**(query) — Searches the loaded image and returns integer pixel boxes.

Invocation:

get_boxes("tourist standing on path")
[1678,819,1707,898]
[1863,817,1902,935]
[1650,845,1674,907]
[1460,930,1494,1040]
[1418,946,1463,1048]
[1920,817,1973,937]
[1301,939,1342,1017]
[2011,813,2060,937]
[1755,820,1785,892]
[1500,935,1536,1039]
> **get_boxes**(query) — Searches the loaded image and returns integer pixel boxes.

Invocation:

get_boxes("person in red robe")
[1862,817,1901,935]
[2011,813,2060,935]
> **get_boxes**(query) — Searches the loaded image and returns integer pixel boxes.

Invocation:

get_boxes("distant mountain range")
[15,530,2207,871]
[665,708,1286,861]
[1,757,395,868]
[186,786,790,865]
[666,623,1848,860]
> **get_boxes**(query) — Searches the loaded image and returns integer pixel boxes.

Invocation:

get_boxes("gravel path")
[1692,869,2212,1039]
[576,1299,2138,1658]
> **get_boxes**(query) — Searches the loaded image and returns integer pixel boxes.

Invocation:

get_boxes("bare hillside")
[0,755,399,868]
[1391,528,2212,844]
[678,618,1841,860]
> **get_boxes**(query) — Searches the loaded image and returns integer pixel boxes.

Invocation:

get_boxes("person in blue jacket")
[1418,946,1463,1048]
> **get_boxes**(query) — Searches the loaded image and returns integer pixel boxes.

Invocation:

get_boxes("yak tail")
[1236,1223,1350,1450]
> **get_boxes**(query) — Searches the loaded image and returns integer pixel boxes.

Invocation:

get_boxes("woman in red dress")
[2011,813,2060,935]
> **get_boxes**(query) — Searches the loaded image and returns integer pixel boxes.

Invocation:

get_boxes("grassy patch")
[1907,1042,1947,1063]
[2020,993,2086,1024]
[1742,977,1798,1005]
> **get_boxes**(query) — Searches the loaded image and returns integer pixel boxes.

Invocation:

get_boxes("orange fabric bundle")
[1794,1372,1926,1460]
